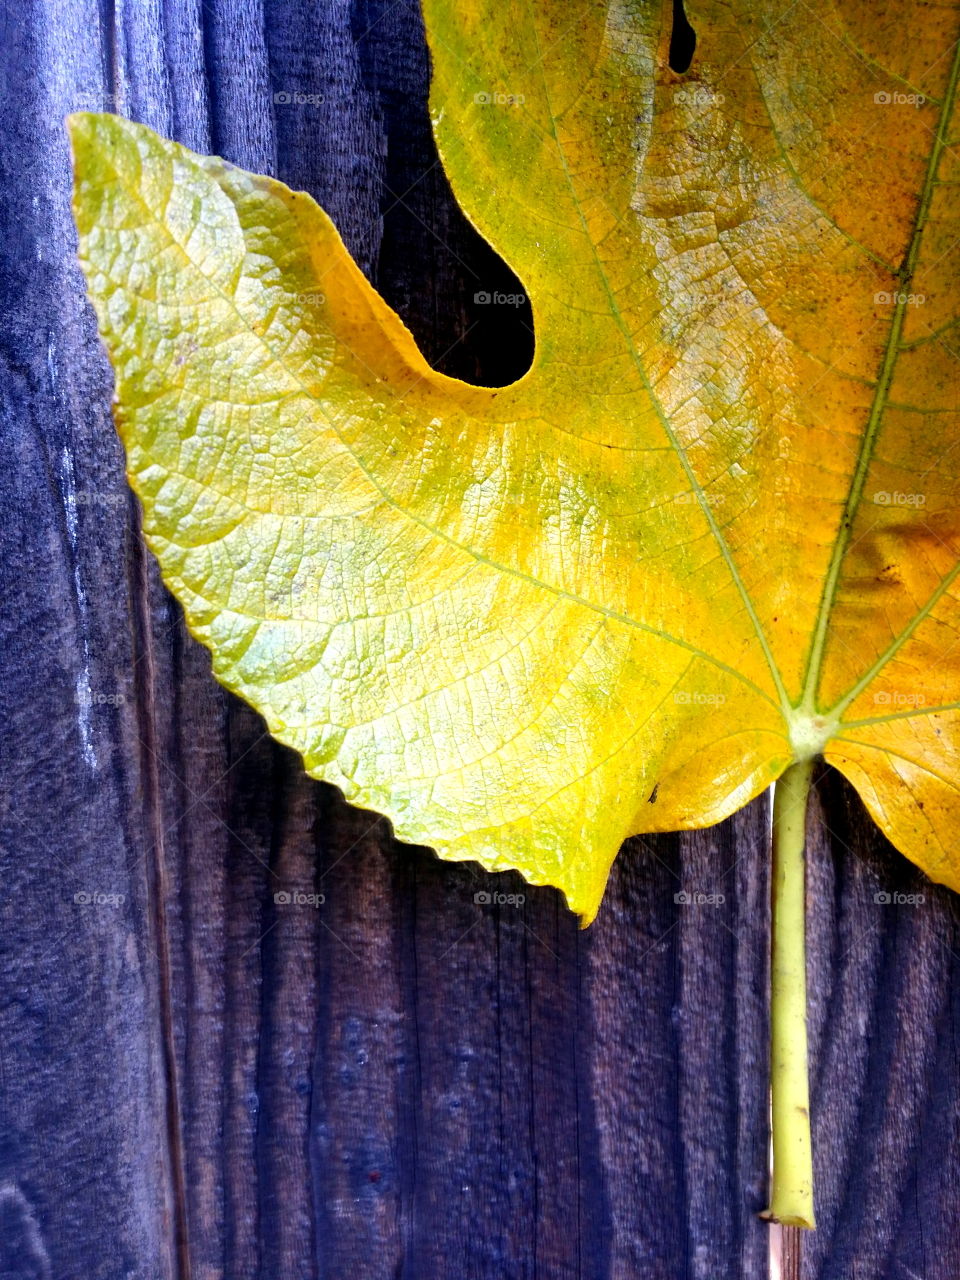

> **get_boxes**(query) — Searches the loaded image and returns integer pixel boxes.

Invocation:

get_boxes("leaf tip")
[65,109,96,145]
[65,109,123,167]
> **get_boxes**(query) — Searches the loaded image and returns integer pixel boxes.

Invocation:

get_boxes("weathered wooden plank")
[589,816,771,1280]
[803,770,960,1280]
[0,6,180,1275]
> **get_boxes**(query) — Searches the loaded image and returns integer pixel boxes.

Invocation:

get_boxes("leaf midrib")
[520,5,960,733]
[799,32,960,716]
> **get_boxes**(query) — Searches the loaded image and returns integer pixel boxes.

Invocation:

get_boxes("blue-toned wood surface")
[0,2,957,1276]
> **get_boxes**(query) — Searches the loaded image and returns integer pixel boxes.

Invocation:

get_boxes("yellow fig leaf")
[69,0,960,924]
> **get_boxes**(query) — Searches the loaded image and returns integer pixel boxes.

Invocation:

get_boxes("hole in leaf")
[669,0,697,73]
[351,2,535,389]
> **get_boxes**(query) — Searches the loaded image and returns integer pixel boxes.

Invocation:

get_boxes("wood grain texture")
[803,769,960,1279]
[0,1,957,1277]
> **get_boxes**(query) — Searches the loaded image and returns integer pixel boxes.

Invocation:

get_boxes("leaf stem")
[765,758,816,1229]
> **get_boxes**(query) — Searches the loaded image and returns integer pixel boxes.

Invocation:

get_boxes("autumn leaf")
[68,0,960,930]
